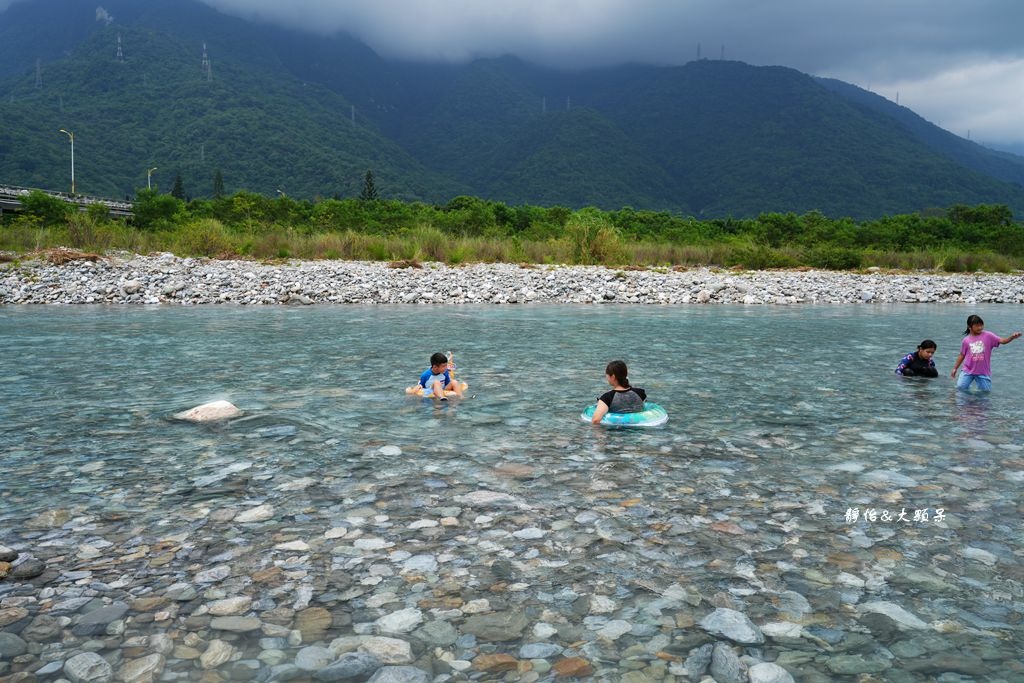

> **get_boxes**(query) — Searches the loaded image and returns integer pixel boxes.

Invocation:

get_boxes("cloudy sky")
[4,0,1022,148]
[202,0,1024,148]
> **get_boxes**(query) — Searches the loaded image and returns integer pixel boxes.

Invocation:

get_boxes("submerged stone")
[461,611,529,641]
[749,662,796,683]
[64,651,114,683]
[698,608,765,644]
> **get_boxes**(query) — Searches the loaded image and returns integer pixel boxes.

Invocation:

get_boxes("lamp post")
[58,129,75,194]
[147,167,158,190]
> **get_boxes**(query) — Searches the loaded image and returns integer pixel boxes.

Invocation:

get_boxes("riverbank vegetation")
[2,190,1022,272]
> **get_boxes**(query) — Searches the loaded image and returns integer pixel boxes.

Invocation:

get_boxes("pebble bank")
[3,252,1024,305]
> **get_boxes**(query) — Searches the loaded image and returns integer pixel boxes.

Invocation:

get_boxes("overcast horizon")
[2,0,1022,149]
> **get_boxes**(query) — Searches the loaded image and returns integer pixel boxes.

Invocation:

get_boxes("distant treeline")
[2,189,1022,272]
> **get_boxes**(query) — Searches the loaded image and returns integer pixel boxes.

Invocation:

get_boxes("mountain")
[2,0,1023,219]
[816,77,1024,188]
[0,0,465,200]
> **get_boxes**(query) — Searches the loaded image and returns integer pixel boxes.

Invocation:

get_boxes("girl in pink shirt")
[950,314,1021,392]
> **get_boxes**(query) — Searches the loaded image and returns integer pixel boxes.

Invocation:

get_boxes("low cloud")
[199,0,1023,73]
[196,0,1024,144]
[870,58,1024,147]
[3,0,1022,145]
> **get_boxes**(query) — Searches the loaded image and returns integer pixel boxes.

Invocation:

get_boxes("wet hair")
[605,360,630,388]
[430,352,448,366]
[918,339,937,351]
[964,314,984,335]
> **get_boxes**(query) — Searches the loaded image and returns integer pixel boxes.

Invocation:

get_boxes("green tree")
[133,189,182,230]
[21,190,72,225]
[171,174,186,200]
[439,196,495,236]
[948,204,1012,227]
[359,170,379,201]
[212,169,225,199]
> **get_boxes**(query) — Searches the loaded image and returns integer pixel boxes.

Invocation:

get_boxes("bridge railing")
[0,184,134,214]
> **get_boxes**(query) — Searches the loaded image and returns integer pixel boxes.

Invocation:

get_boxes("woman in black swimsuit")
[591,360,647,424]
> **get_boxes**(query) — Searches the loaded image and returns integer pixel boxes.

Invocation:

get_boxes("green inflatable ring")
[580,402,668,427]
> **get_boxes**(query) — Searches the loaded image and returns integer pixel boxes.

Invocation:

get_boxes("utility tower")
[201,43,212,81]
[116,33,124,62]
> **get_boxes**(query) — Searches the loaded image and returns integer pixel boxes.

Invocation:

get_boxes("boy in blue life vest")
[418,351,463,400]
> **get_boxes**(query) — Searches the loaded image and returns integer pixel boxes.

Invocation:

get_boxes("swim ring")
[580,402,668,427]
[405,381,468,398]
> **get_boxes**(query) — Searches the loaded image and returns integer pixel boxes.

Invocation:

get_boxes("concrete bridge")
[0,184,134,217]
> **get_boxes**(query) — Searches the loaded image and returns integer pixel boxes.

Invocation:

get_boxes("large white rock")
[359,636,414,664]
[749,662,796,683]
[697,608,765,644]
[375,608,423,634]
[859,601,929,630]
[208,596,253,616]
[173,400,242,422]
[235,504,275,523]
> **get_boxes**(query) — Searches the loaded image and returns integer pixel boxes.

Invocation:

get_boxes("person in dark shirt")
[895,339,938,377]
[591,360,647,424]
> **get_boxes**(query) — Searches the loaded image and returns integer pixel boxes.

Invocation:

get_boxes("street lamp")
[58,129,75,194]
[147,167,158,190]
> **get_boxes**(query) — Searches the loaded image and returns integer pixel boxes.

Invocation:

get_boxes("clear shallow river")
[1,305,1022,682]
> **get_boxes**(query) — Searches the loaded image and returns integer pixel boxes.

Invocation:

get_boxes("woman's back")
[600,387,647,413]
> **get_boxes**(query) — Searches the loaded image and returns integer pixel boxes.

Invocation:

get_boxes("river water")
[1,305,1022,682]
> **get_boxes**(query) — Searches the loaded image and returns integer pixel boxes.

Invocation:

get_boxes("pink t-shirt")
[960,331,1001,375]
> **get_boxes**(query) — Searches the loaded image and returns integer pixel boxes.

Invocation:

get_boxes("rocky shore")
[3,252,1024,305]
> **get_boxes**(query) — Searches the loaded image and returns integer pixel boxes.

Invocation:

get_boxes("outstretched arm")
[950,352,965,378]
[999,331,1022,345]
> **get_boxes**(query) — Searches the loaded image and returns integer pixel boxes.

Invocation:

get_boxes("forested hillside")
[2,0,1023,218]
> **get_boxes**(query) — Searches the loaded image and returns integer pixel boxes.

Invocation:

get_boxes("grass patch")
[4,204,1024,272]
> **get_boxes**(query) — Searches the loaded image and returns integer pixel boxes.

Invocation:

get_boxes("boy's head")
[430,352,448,372]
[917,339,936,360]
